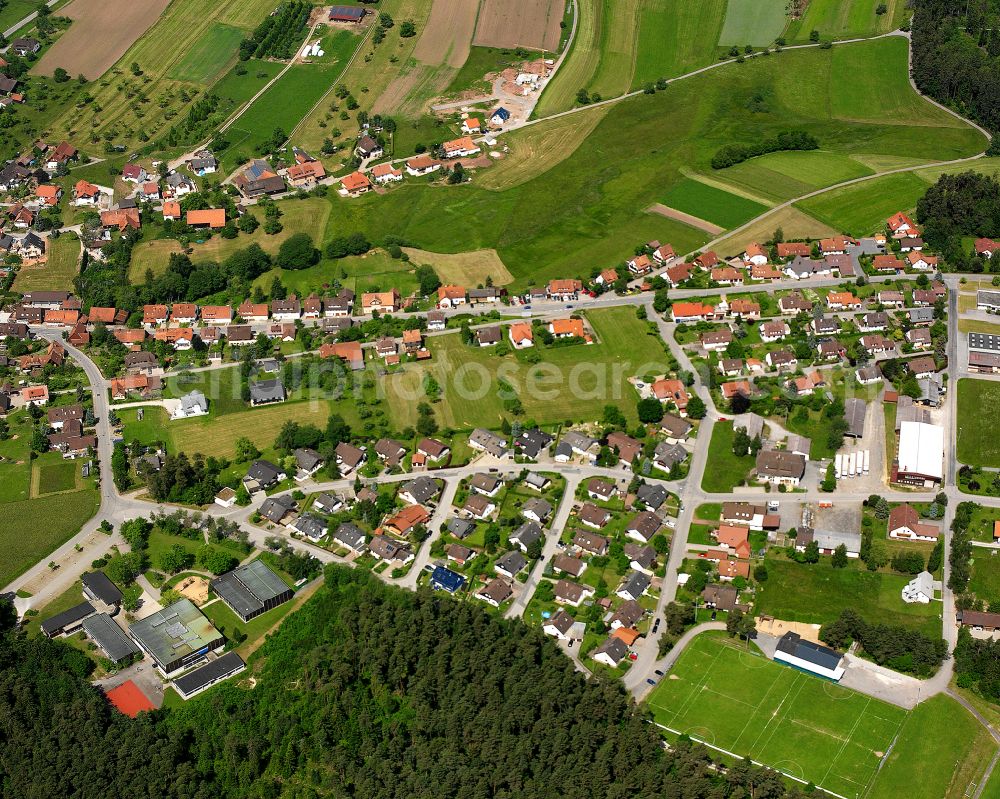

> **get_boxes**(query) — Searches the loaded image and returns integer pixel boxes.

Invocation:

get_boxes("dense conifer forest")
[0,569,813,798]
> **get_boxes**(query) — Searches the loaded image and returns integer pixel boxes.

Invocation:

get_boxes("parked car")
[654,669,664,676]
[646,678,657,686]
[628,653,638,661]
[652,618,661,633]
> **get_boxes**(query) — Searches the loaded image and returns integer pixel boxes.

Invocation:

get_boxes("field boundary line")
[730,664,786,753]
[668,639,728,725]
[744,673,804,758]
[819,696,871,789]
[650,720,854,799]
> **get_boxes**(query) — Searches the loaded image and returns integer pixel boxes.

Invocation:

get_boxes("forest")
[0,567,818,799]
[912,0,1000,134]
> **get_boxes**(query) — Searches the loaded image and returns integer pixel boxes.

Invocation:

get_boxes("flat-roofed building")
[82,613,140,663]
[128,599,224,677]
[210,560,293,623]
[173,651,246,699]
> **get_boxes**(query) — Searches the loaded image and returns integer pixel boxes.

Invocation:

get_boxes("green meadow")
[661,178,770,229]
[718,0,788,47]
[795,171,931,235]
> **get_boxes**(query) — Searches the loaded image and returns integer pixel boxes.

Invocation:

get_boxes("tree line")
[0,568,821,799]
[710,130,819,170]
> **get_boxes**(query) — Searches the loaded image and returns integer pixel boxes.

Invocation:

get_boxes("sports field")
[795,171,930,235]
[661,178,770,230]
[647,634,907,797]
[956,379,1000,467]
[167,23,247,84]
[718,0,788,47]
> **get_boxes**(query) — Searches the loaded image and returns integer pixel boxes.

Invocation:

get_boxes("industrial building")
[894,421,944,486]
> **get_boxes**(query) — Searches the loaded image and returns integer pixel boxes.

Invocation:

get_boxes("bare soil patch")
[413,0,479,67]
[474,0,565,52]
[34,0,173,80]
[647,203,725,235]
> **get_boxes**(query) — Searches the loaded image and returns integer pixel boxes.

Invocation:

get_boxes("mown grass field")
[384,306,671,429]
[129,198,330,280]
[755,558,942,636]
[533,0,603,117]
[37,461,79,495]
[167,23,247,84]
[221,62,348,173]
[13,234,80,292]
[661,178,770,229]
[0,488,100,588]
[970,552,1000,606]
[956,379,1000,467]
[712,206,837,257]
[647,633,907,798]
[795,171,930,235]
[713,150,875,203]
[48,0,281,150]
[718,0,788,47]
[633,0,726,86]
[326,37,985,290]
[701,421,754,492]
[787,0,911,42]
[867,694,996,799]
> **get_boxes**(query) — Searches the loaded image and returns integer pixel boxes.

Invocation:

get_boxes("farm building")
[329,6,365,22]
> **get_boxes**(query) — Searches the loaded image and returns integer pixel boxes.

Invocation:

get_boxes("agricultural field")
[647,633,907,798]
[633,0,726,86]
[956,379,1000,467]
[128,197,330,281]
[33,0,173,80]
[533,0,602,117]
[295,0,437,150]
[867,694,997,799]
[754,558,942,637]
[327,37,985,290]
[475,104,609,190]
[221,62,348,172]
[166,23,248,84]
[660,178,770,230]
[47,0,282,150]
[445,47,528,97]
[713,150,875,204]
[35,461,80,495]
[473,0,565,52]
[718,0,788,47]
[586,0,643,102]
[13,233,80,292]
[401,247,514,285]
[712,206,837,257]
[383,306,672,429]
[795,171,930,235]
[787,0,912,43]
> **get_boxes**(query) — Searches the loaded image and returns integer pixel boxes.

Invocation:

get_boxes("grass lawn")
[221,61,351,173]
[713,150,875,204]
[661,178,770,229]
[129,197,331,281]
[957,379,1000,467]
[868,694,996,799]
[329,37,984,290]
[754,557,942,636]
[718,0,788,47]
[167,22,246,83]
[201,594,296,655]
[647,632,907,798]
[384,306,671,429]
[13,233,80,292]
[22,579,85,638]
[36,460,79,495]
[969,551,1000,606]
[446,46,524,96]
[701,422,753,492]
[634,0,727,85]
[788,0,910,42]
[796,171,931,235]
[0,488,101,587]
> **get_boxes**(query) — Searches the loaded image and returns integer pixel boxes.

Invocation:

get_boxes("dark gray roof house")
[259,495,297,524]
[495,550,527,577]
[294,448,324,475]
[616,570,651,601]
[509,520,542,552]
[516,428,553,458]
[522,497,552,523]
[82,614,140,663]
[334,523,367,552]
[636,483,668,510]
[400,475,440,505]
[291,513,328,542]
[81,571,122,606]
[245,459,285,489]
[40,601,96,637]
[447,517,476,538]
[249,378,286,406]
